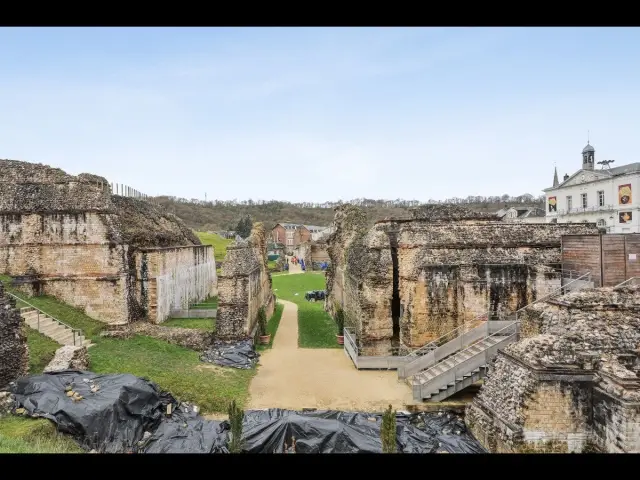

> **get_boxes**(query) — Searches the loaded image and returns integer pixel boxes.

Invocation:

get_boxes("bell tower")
[582,142,595,171]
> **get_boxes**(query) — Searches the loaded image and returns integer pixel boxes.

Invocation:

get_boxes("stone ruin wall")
[133,245,217,324]
[216,222,275,340]
[466,285,640,453]
[0,283,28,389]
[0,159,203,325]
[326,204,600,356]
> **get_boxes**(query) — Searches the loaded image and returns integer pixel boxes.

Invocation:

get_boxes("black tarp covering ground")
[200,339,259,369]
[10,370,485,453]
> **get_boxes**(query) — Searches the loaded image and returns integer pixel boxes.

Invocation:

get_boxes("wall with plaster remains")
[0,283,28,389]
[326,204,600,356]
[0,159,206,325]
[134,245,217,323]
[216,222,275,340]
[466,285,640,453]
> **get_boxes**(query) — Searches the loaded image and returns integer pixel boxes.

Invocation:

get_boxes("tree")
[227,400,244,453]
[235,215,252,238]
[381,404,397,453]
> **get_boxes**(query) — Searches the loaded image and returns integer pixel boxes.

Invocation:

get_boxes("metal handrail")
[6,291,84,346]
[406,312,488,358]
[413,320,518,386]
[613,277,640,290]
[413,271,593,386]
[512,271,592,321]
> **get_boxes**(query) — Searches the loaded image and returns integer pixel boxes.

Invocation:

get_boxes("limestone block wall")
[216,223,275,340]
[466,285,640,453]
[0,159,202,325]
[135,245,217,323]
[592,386,640,452]
[0,284,28,389]
[465,351,594,453]
[326,203,600,356]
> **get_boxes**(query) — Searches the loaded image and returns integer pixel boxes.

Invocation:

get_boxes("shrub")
[257,306,267,336]
[227,400,244,453]
[381,404,397,453]
[334,305,345,336]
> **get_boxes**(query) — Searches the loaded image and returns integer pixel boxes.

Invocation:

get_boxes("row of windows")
[566,190,605,210]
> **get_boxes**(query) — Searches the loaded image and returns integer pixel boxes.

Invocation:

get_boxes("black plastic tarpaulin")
[240,409,485,453]
[200,339,259,369]
[11,370,175,453]
[10,371,486,453]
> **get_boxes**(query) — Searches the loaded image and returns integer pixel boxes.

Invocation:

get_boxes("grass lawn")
[189,296,218,309]
[271,273,340,349]
[162,317,215,330]
[25,327,60,374]
[2,281,254,415]
[195,231,233,263]
[256,303,284,351]
[0,416,83,453]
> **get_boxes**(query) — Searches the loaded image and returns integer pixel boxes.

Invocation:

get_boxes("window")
[566,196,573,211]
[286,239,293,246]
[286,231,294,238]
[581,193,588,208]
[598,190,605,207]
[597,219,606,227]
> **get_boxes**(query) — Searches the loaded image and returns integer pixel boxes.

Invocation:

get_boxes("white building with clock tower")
[544,143,640,233]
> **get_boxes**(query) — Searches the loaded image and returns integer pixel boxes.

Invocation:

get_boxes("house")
[271,223,331,253]
[495,206,546,224]
[544,142,640,233]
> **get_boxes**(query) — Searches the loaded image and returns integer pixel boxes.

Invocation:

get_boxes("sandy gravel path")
[248,300,413,412]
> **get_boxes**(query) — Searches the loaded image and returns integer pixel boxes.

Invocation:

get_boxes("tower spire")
[553,165,559,187]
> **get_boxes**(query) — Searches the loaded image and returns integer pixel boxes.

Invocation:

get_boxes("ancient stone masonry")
[0,283,28,389]
[326,204,600,356]
[466,285,640,453]
[293,236,330,271]
[216,222,275,340]
[0,159,214,325]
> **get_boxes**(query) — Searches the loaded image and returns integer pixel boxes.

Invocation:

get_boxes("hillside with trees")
[153,194,545,232]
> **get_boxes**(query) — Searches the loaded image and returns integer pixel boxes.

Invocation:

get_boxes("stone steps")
[20,307,92,348]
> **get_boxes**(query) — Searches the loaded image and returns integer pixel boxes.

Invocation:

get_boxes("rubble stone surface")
[216,222,275,340]
[44,345,90,372]
[0,284,28,389]
[466,284,640,453]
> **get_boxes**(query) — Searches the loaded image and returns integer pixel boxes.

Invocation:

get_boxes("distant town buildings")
[544,143,640,233]
[270,223,334,253]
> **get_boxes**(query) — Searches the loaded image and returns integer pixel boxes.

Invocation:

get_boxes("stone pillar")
[0,284,28,389]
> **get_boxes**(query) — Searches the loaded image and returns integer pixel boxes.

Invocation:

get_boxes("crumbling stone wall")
[0,159,203,325]
[0,283,28,389]
[216,222,275,340]
[466,285,640,453]
[326,203,599,355]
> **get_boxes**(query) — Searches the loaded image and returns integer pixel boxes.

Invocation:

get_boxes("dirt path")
[248,300,413,412]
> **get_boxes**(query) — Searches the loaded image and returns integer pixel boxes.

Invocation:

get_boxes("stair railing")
[6,291,84,346]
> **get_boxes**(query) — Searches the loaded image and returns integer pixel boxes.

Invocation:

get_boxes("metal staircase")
[404,271,593,402]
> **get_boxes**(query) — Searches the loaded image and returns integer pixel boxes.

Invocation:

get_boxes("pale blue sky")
[1,27,639,202]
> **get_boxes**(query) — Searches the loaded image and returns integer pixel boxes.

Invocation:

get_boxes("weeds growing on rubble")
[271,273,340,348]
[227,400,244,453]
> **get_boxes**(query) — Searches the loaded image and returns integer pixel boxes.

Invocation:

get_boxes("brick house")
[271,223,312,254]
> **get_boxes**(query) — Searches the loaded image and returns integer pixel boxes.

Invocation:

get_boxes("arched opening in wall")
[550,218,558,224]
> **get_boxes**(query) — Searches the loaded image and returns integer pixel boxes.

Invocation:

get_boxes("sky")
[1,27,640,203]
